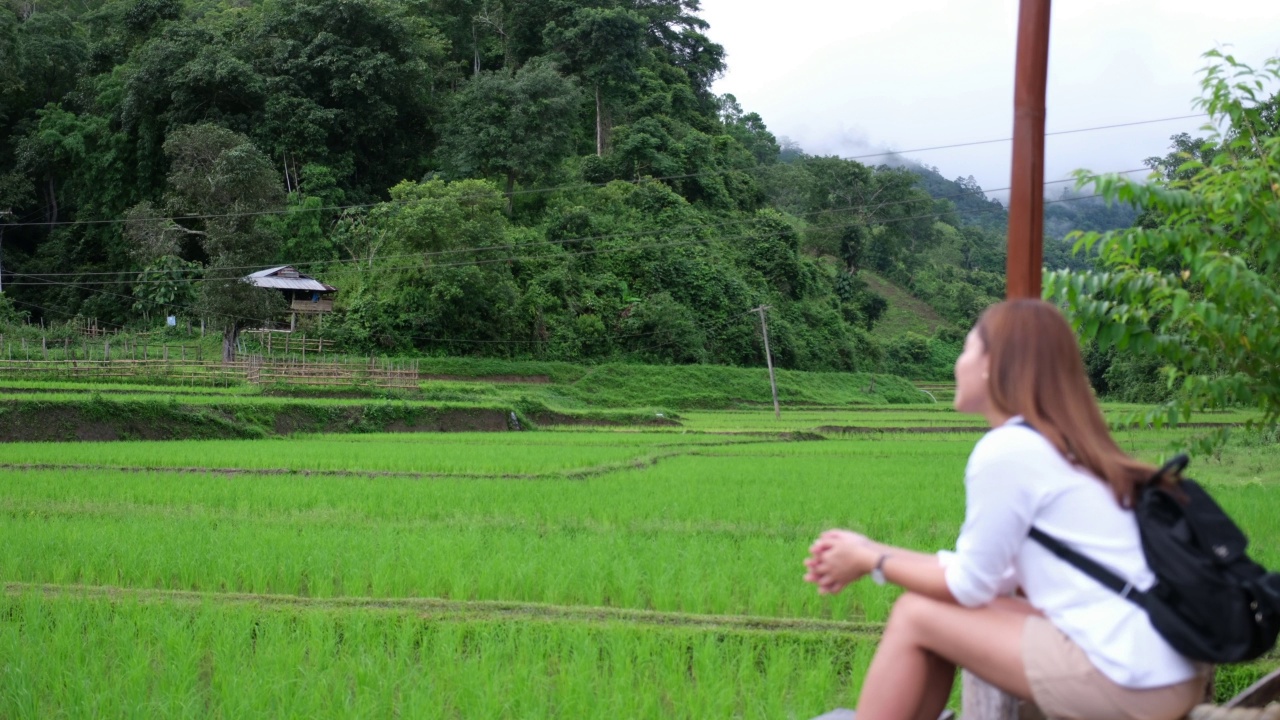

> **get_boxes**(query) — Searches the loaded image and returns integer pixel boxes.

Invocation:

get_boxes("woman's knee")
[884,592,941,636]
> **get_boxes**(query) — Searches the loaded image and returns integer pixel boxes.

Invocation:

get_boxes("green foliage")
[1042,186,1141,244]
[881,333,960,381]
[130,255,200,317]
[1047,51,1280,446]
[124,123,286,356]
[0,293,29,325]
[907,263,1003,328]
[907,167,1008,233]
[543,6,645,155]
[719,94,780,165]
[440,56,582,205]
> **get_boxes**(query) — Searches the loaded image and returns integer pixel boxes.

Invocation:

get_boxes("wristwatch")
[871,553,890,586]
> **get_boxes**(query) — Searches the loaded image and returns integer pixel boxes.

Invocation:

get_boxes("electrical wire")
[3,188,1117,347]
[0,113,1194,230]
[4,167,1150,284]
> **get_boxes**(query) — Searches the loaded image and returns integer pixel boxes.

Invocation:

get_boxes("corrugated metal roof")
[248,266,290,278]
[243,266,335,293]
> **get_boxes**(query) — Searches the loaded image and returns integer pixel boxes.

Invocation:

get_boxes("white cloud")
[701,0,1280,193]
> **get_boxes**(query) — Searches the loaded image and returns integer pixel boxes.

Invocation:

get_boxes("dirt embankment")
[531,412,680,428]
[419,374,551,384]
[0,400,521,442]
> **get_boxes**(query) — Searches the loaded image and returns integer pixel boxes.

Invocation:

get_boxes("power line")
[6,166,1150,284]
[0,112,1194,230]
[1,180,977,279]
[2,187,1120,348]
[4,177,1135,290]
[847,113,1209,162]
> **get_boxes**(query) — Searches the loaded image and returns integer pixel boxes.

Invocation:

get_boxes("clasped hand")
[803,529,881,595]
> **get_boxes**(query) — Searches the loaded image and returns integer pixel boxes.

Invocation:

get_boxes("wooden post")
[753,305,781,420]
[1006,0,1052,299]
[961,672,1033,720]
[41,335,47,360]
[301,334,306,363]
[267,332,272,356]
[163,345,169,362]
[104,340,110,362]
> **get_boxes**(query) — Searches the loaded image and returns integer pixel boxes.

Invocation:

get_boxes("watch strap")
[872,553,890,585]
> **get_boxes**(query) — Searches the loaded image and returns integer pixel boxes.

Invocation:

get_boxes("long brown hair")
[976,299,1154,506]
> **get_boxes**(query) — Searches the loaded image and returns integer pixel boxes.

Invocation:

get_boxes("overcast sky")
[699,0,1280,199]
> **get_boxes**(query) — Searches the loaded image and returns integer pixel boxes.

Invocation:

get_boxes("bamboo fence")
[0,356,421,390]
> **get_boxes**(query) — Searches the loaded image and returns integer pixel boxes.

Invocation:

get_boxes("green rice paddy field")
[2,403,1278,718]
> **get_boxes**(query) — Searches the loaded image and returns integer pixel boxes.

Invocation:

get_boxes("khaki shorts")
[1022,615,1206,720]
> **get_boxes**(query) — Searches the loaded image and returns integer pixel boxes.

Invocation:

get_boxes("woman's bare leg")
[910,650,956,720]
[855,593,1034,720]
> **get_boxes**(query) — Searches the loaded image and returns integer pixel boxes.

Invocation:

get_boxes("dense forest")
[0,0,1136,376]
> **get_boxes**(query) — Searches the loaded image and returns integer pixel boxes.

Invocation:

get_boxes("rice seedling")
[2,414,1277,717]
[0,591,874,719]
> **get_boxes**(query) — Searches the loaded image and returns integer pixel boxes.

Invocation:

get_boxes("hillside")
[0,0,1144,382]
[861,271,947,340]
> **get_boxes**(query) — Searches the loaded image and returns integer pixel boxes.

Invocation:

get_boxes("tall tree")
[249,0,451,196]
[124,124,285,360]
[439,56,581,214]
[630,0,724,92]
[720,94,780,165]
[544,7,645,156]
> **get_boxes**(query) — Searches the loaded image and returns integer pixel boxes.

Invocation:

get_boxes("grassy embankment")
[0,360,927,441]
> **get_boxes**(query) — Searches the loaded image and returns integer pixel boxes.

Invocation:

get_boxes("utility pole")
[753,305,781,420]
[1006,0,1052,299]
[0,209,11,295]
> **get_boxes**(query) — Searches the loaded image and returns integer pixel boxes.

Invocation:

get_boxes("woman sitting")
[804,299,1205,720]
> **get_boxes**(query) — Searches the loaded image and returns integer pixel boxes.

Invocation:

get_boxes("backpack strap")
[1028,527,1149,609]
[1012,418,1152,609]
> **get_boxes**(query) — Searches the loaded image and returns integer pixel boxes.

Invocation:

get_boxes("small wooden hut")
[244,266,336,330]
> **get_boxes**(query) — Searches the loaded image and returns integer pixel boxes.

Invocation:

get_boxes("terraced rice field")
[2,407,1278,717]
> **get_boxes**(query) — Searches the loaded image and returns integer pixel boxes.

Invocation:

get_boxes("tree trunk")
[47,178,58,226]
[505,171,515,216]
[596,84,604,157]
[222,325,239,363]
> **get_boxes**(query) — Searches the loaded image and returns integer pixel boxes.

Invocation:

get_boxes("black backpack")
[1029,454,1280,664]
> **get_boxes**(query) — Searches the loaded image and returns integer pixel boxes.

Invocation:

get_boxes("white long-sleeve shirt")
[942,417,1199,689]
